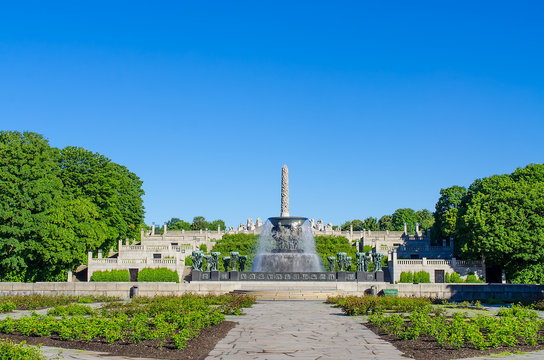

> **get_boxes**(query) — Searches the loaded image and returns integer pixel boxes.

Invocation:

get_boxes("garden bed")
[0,321,236,360]
[328,295,544,359]
[0,294,255,359]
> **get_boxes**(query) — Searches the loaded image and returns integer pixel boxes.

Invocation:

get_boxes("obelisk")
[281,165,289,217]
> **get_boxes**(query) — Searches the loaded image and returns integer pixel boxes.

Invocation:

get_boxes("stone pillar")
[217,225,221,234]
[163,223,167,234]
[98,249,102,258]
[140,227,144,239]
[67,268,72,282]
[403,223,408,235]
[281,165,289,217]
[350,225,353,240]
[151,222,155,236]
[118,239,122,251]
[422,257,427,266]
[450,237,455,249]
[415,222,419,234]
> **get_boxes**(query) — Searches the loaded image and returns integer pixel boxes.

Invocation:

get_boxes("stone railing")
[397,259,423,265]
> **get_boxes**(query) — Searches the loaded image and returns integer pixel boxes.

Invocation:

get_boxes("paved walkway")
[206,301,405,360]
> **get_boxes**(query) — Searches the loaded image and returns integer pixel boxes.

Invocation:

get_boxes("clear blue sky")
[1,1,543,227]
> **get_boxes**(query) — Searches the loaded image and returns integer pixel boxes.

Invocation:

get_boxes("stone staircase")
[231,289,338,300]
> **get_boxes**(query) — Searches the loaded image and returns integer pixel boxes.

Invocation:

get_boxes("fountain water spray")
[252,166,322,272]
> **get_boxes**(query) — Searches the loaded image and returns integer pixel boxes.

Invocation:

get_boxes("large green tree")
[432,185,467,242]
[362,217,379,231]
[0,132,145,281]
[455,164,544,283]
[0,132,63,280]
[415,209,434,231]
[59,147,144,249]
[378,215,393,231]
[391,208,418,233]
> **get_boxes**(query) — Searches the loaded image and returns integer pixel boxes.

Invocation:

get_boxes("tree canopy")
[0,131,145,281]
[455,164,544,283]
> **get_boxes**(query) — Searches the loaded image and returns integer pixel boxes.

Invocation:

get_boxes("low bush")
[0,339,45,360]
[47,304,95,317]
[414,271,430,283]
[399,272,413,283]
[0,295,118,311]
[137,268,179,283]
[465,273,483,283]
[0,301,16,313]
[90,270,130,282]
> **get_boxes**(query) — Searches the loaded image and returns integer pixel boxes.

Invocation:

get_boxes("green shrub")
[414,271,430,283]
[185,257,193,266]
[90,270,130,282]
[137,268,179,283]
[199,244,208,252]
[0,301,16,313]
[465,273,483,283]
[399,271,414,283]
[0,339,45,360]
[448,272,465,283]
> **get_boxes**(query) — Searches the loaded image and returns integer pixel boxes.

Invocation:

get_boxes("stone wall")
[1,282,542,302]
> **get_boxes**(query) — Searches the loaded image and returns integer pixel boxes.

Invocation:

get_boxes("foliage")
[47,304,95,316]
[399,271,413,283]
[398,271,430,283]
[0,131,145,281]
[314,236,356,271]
[378,215,393,231]
[0,294,118,312]
[164,217,226,231]
[413,271,430,283]
[0,339,45,360]
[199,244,208,252]
[391,208,418,233]
[90,270,130,282]
[137,268,179,283]
[432,185,467,242]
[327,295,431,315]
[166,218,191,231]
[456,164,544,282]
[210,233,258,271]
[343,296,544,351]
[0,294,255,350]
[415,209,434,231]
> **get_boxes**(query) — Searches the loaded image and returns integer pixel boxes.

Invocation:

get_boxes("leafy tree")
[391,208,417,233]
[432,186,467,241]
[362,217,379,231]
[415,209,434,231]
[166,218,192,231]
[209,219,226,231]
[191,216,208,230]
[378,215,393,231]
[455,164,544,283]
[59,147,144,250]
[0,131,63,281]
[314,235,356,271]
[211,234,258,271]
[340,219,363,231]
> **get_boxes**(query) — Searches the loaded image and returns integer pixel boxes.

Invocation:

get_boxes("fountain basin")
[253,253,322,272]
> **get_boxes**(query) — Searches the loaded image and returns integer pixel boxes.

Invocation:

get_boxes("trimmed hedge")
[90,270,130,282]
[137,268,179,283]
[398,271,430,283]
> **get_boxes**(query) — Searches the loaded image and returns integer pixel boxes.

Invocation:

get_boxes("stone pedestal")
[375,271,384,282]
[337,271,346,281]
[229,271,240,281]
[356,271,375,282]
[191,270,201,281]
[210,271,219,281]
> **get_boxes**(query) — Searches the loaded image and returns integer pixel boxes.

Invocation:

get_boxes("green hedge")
[90,270,130,282]
[137,268,179,283]
[398,271,430,283]
[445,272,483,283]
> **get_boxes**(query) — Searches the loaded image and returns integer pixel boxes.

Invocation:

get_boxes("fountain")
[252,165,322,272]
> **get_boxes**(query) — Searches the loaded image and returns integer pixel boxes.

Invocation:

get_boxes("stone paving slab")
[40,346,163,360]
[459,350,544,360]
[206,300,405,360]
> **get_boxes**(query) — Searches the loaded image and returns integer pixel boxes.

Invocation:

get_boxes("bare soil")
[366,322,544,360]
[0,320,236,360]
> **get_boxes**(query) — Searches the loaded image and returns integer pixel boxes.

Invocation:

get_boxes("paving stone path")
[206,300,405,360]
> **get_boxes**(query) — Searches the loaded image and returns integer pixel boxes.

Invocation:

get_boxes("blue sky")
[1,1,543,227]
